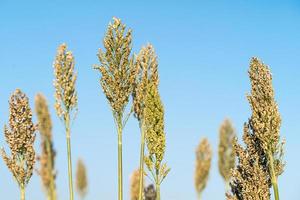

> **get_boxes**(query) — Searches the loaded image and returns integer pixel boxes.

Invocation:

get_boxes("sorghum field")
[0,1,299,200]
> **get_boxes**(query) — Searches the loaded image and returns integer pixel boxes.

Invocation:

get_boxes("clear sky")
[0,0,300,199]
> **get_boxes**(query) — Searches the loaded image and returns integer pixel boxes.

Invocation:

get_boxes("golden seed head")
[144,83,165,169]
[194,138,212,195]
[76,159,88,199]
[94,17,136,115]
[143,83,170,185]
[228,58,285,199]
[1,89,37,187]
[248,57,281,154]
[247,57,284,176]
[130,169,143,200]
[35,94,56,193]
[53,43,78,120]
[218,119,236,182]
[133,44,159,121]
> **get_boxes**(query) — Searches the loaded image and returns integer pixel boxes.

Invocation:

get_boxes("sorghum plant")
[94,17,136,200]
[35,94,57,200]
[130,169,144,200]
[144,83,170,200]
[1,89,37,200]
[218,119,236,189]
[76,159,88,200]
[132,44,159,200]
[194,138,212,200]
[227,57,285,200]
[53,43,78,200]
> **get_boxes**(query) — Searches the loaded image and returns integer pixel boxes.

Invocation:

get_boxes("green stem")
[197,192,202,200]
[117,119,123,200]
[20,184,25,200]
[155,171,161,200]
[138,121,146,200]
[66,114,74,200]
[156,181,160,200]
[268,151,280,200]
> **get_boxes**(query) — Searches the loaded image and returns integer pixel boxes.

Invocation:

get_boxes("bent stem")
[65,114,74,200]
[138,121,146,200]
[268,151,279,200]
[116,116,123,200]
[20,184,25,200]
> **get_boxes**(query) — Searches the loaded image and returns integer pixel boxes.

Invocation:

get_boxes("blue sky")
[0,0,300,199]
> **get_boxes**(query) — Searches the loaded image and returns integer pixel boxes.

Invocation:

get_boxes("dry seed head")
[218,119,236,182]
[248,57,284,176]
[133,44,159,121]
[1,89,37,187]
[144,83,165,169]
[226,139,270,200]
[76,159,88,199]
[94,17,136,115]
[194,138,212,196]
[53,43,78,120]
[130,169,144,200]
[35,94,56,193]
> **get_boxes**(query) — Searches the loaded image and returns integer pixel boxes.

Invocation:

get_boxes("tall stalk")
[268,152,280,200]
[94,17,136,200]
[53,43,78,200]
[138,121,146,200]
[20,184,25,200]
[117,117,123,200]
[66,114,74,200]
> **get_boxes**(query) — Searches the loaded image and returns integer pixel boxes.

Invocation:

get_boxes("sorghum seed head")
[227,58,284,200]
[194,138,212,196]
[248,57,284,176]
[35,94,56,193]
[218,119,236,182]
[1,89,37,187]
[144,83,170,185]
[144,83,165,169]
[247,57,281,154]
[76,159,88,199]
[53,43,78,120]
[94,17,136,116]
[130,169,144,200]
[133,44,159,121]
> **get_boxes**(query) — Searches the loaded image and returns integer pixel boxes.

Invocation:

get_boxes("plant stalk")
[155,181,160,200]
[138,121,146,200]
[268,151,279,200]
[65,114,74,200]
[197,192,202,200]
[20,184,25,200]
[117,118,123,200]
